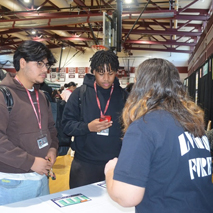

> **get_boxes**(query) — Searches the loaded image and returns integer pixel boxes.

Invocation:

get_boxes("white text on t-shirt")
[178,132,212,180]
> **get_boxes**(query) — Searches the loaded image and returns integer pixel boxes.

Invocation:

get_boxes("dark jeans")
[69,158,105,189]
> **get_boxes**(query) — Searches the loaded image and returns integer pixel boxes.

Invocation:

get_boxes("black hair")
[64,82,77,88]
[13,40,56,71]
[125,83,134,93]
[52,89,58,97]
[89,50,119,73]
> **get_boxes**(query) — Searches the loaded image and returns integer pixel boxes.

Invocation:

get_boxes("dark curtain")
[187,56,213,128]
[187,71,196,101]
[197,72,212,127]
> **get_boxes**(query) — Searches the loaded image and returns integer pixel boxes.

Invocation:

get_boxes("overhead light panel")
[24,0,30,3]
[125,0,132,3]
[66,0,73,4]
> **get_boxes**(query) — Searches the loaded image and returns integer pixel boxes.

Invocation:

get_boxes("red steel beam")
[125,46,192,54]
[0,10,208,21]
[125,40,196,46]
[0,26,201,37]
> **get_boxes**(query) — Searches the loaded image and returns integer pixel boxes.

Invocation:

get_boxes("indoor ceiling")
[0,0,212,68]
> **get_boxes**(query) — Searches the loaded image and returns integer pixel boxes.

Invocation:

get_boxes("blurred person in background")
[51,89,62,102]
[60,81,77,102]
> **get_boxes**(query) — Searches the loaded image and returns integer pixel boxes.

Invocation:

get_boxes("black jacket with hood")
[62,74,127,165]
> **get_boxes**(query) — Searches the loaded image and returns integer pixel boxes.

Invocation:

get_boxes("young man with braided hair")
[62,50,127,188]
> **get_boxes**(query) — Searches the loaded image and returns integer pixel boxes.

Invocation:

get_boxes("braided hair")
[89,50,119,73]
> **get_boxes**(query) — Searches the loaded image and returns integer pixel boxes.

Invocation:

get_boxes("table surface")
[0,181,135,213]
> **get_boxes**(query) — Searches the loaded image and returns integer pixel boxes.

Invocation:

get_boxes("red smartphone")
[99,115,111,122]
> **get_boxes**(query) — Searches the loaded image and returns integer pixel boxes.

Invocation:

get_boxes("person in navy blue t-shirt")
[105,58,213,213]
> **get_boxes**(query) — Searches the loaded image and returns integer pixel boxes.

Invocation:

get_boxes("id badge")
[37,134,48,149]
[97,128,109,136]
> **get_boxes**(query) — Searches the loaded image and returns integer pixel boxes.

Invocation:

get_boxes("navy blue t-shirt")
[114,110,213,213]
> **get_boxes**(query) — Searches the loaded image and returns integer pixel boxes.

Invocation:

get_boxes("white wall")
[46,47,188,88]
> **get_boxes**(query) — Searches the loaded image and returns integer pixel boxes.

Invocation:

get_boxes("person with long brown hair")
[105,58,213,212]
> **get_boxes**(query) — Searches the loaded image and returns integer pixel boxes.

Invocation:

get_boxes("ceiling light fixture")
[66,0,73,4]
[125,0,132,3]
[24,0,30,3]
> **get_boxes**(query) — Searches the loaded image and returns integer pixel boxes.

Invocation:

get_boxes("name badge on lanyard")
[94,81,114,137]
[15,76,49,149]
[37,134,48,149]
[97,128,109,136]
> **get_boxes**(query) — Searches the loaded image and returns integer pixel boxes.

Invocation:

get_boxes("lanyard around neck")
[14,76,42,130]
[94,81,114,118]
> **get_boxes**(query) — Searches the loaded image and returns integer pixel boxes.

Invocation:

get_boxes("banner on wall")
[78,67,86,78]
[117,69,126,78]
[116,67,134,78]
[58,67,66,82]
[120,77,129,86]
[203,62,208,76]
[183,78,188,92]
[68,67,76,78]
[50,68,57,82]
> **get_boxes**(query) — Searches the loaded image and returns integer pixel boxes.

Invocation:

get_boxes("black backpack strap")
[56,100,72,150]
[40,90,50,107]
[78,84,87,121]
[122,89,128,103]
[0,86,13,113]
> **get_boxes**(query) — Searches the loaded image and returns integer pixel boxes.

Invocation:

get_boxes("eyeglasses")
[36,61,51,70]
